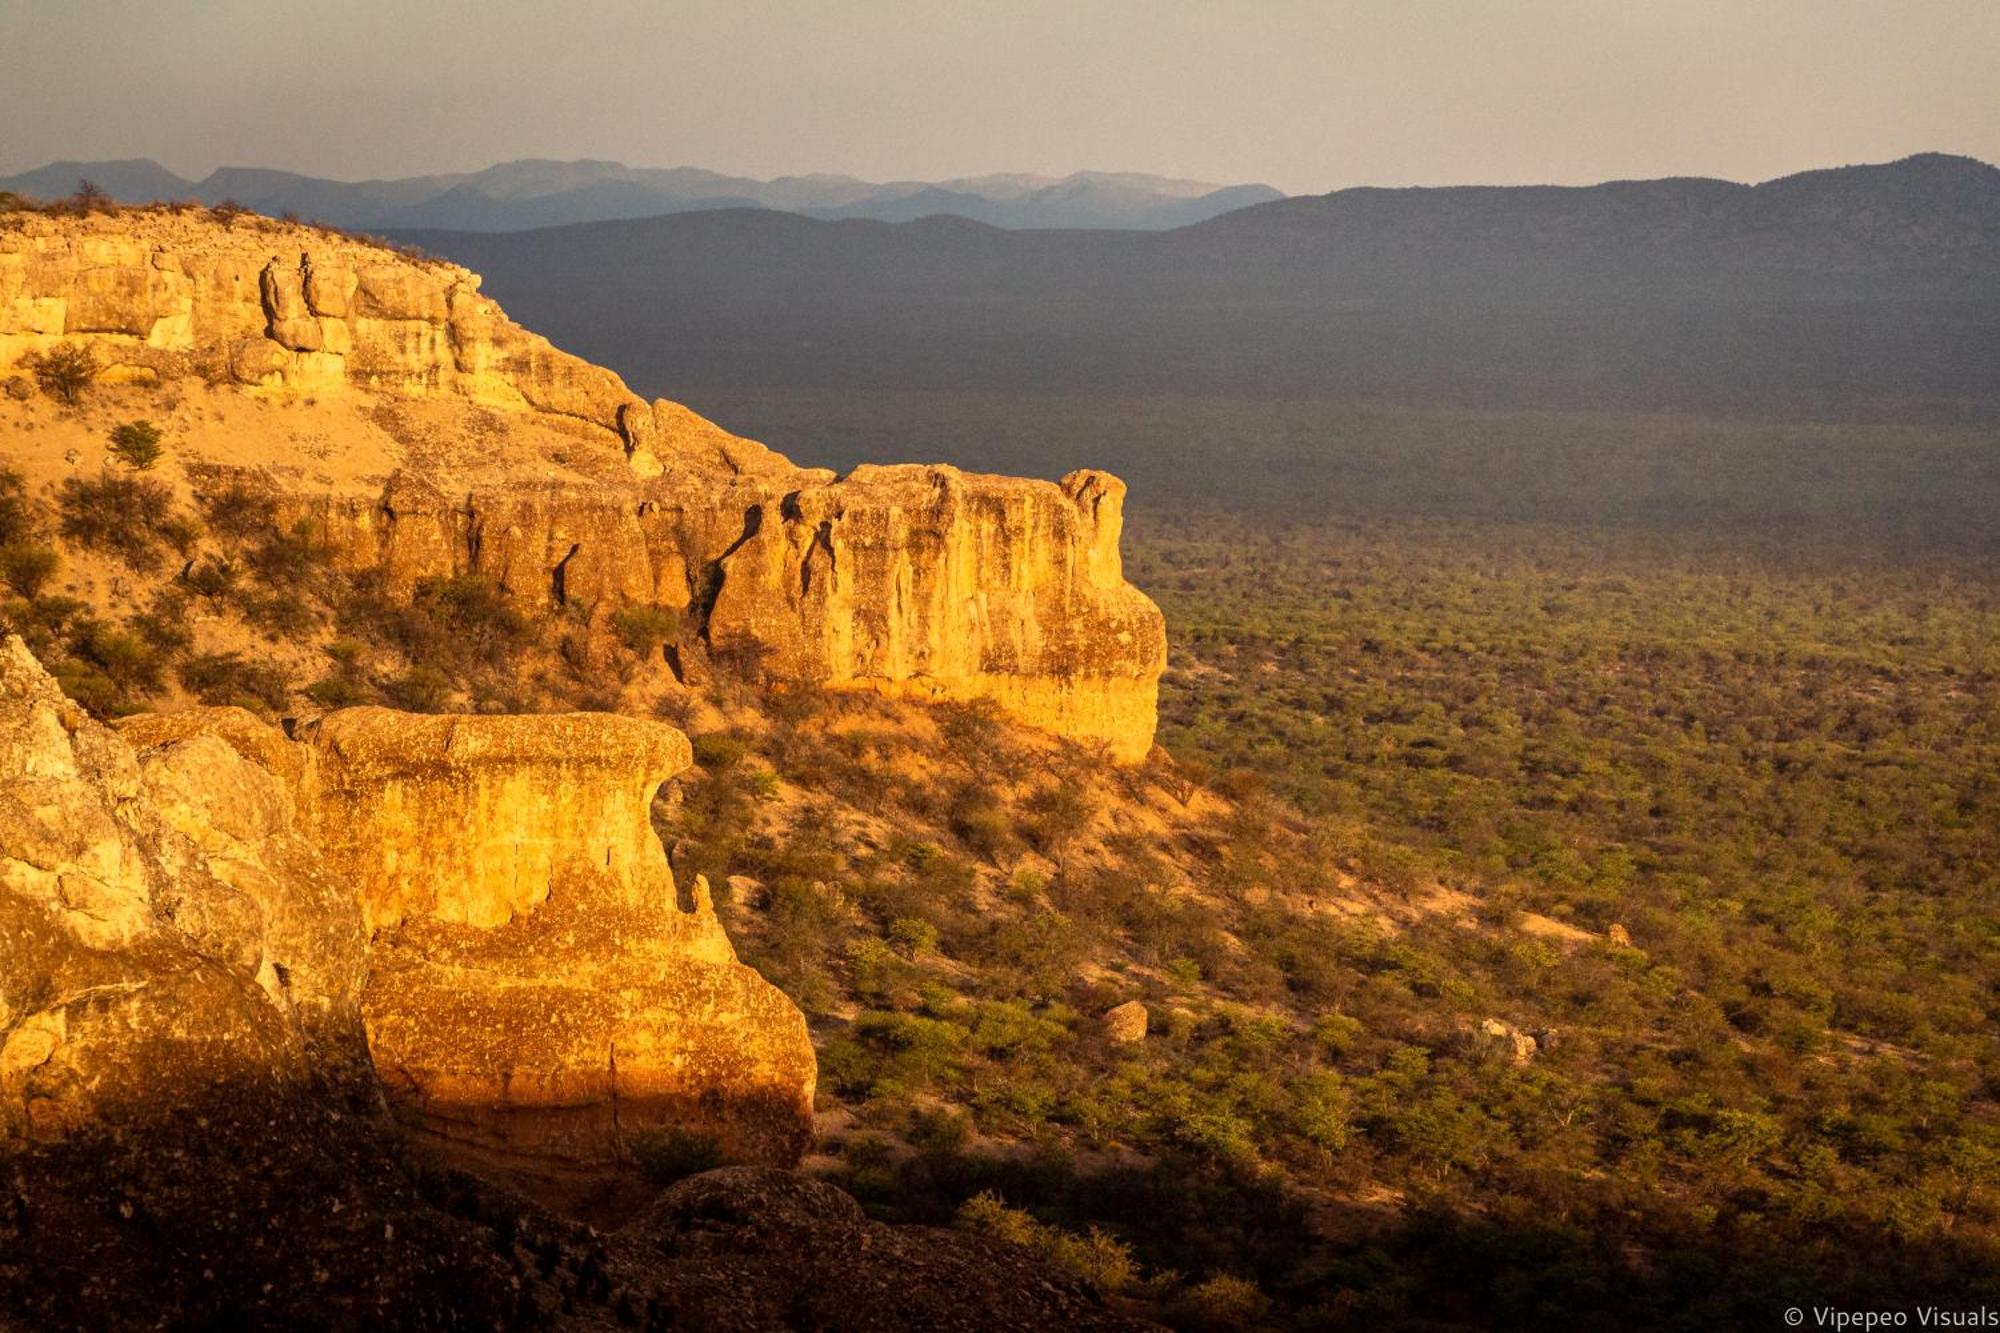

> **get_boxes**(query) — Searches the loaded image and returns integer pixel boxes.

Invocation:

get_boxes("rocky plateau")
[0,207,1166,759]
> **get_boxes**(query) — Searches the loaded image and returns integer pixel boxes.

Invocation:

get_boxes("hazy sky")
[2,0,1995,193]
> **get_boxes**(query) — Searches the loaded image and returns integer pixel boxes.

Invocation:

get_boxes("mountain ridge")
[380,152,2000,430]
[0,156,1284,231]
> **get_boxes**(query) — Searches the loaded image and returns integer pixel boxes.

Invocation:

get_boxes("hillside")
[394,153,2000,427]
[0,157,1284,231]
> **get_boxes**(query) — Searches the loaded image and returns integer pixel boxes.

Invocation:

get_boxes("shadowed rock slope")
[0,205,1165,758]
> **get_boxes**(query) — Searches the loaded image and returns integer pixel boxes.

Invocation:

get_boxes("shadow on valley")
[844,1145,2000,1330]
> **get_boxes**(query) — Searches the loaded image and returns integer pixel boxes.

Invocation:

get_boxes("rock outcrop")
[1,633,813,1210]
[0,208,1165,757]
[616,1167,1156,1331]
[0,637,525,1329]
[1,635,1154,1326]
[0,638,367,1151]
[288,707,815,1204]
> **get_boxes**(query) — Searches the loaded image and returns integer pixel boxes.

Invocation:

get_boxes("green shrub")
[56,472,178,570]
[383,666,452,712]
[244,522,329,591]
[949,785,1018,863]
[70,619,165,692]
[108,420,163,470]
[609,603,681,656]
[356,573,526,671]
[692,732,749,770]
[956,1193,1140,1294]
[1021,778,1095,857]
[1311,1011,1364,1057]
[1294,1070,1352,1151]
[239,591,316,635]
[178,651,290,713]
[0,468,34,545]
[853,1011,968,1090]
[127,590,193,657]
[1175,1274,1270,1328]
[197,484,278,542]
[888,916,939,958]
[23,342,96,405]
[305,674,372,710]
[0,544,58,599]
[906,1107,970,1154]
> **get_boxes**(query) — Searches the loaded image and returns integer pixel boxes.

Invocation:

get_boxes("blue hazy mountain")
[0,157,1284,231]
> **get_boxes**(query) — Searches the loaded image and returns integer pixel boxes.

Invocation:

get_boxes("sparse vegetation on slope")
[648,509,1999,1329]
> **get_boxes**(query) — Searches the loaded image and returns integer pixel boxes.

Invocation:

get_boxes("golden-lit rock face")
[707,465,1163,760]
[1,638,815,1208]
[0,210,1166,758]
[0,640,368,1151]
[291,708,815,1196]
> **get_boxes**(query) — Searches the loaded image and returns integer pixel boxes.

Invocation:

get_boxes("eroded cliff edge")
[0,208,1166,758]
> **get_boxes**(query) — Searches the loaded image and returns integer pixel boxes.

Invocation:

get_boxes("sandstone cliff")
[0,207,1165,757]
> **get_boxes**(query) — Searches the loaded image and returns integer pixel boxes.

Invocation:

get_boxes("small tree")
[69,179,115,215]
[0,544,58,599]
[24,342,96,405]
[108,420,163,470]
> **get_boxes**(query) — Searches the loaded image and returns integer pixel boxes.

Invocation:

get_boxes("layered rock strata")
[0,210,1165,757]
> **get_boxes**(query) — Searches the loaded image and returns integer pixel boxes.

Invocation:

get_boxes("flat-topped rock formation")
[105,698,815,1208]
[1,633,813,1211]
[0,206,1165,757]
[292,707,815,1202]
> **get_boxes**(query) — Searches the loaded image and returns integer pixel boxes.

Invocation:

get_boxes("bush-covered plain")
[661,506,1999,1328]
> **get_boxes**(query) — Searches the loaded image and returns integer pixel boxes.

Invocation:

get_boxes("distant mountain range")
[0,158,1284,231]
[390,153,2000,423]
